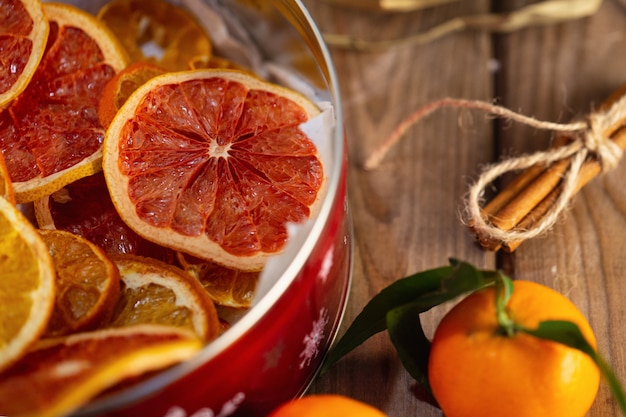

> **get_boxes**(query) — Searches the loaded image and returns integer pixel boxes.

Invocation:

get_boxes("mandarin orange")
[268,394,387,417]
[428,280,600,417]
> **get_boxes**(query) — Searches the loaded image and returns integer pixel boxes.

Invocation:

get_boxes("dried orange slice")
[0,324,202,417]
[0,0,49,107]
[0,152,15,204]
[0,195,55,372]
[103,69,325,271]
[188,54,249,72]
[34,172,177,263]
[108,254,220,341]
[178,252,259,308]
[39,229,120,337]
[0,2,128,204]
[98,61,166,128]
[97,0,212,72]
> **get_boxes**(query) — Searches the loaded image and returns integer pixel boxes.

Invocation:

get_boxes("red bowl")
[69,1,351,416]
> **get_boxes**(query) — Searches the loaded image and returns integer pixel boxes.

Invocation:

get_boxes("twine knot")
[584,112,623,171]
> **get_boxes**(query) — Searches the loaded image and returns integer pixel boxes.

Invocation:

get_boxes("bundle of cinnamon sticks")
[471,86,626,252]
[364,85,626,252]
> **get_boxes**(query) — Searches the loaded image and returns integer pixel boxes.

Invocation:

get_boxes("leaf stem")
[494,272,516,337]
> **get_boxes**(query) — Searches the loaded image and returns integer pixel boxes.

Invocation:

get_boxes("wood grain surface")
[302,1,626,416]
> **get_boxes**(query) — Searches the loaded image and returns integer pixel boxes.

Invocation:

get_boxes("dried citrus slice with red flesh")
[0,195,55,372]
[0,325,202,417]
[34,172,177,263]
[0,152,15,204]
[0,0,49,107]
[97,0,212,72]
[103,69,325,271]
[0,2,128,204]
[108,254,220,341]
[39,229,120,337]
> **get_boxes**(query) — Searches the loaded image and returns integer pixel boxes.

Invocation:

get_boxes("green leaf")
[386,302,432,394]
[321,259,498,374]
[523,320,595,356]
[523,320,626,415]
[320,264,452,374]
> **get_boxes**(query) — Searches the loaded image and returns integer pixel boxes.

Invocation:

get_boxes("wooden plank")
[319,0,459,12]
[303,1,494,415]
[494,2,626,416]
[304,0,626,416]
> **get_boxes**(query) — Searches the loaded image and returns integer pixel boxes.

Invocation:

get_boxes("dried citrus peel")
[0,325,202,417]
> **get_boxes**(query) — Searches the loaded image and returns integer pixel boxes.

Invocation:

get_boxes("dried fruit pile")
[0,0,325,415]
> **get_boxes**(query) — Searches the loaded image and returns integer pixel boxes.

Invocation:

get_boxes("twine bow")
[364,93,626,247]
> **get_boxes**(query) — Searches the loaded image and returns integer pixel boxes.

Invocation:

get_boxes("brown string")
[364,95,625,245]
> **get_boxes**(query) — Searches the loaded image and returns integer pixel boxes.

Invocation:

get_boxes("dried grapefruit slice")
[0,2,128,204]
[178,252,259,308]
[0,195,55,372]
[0,152,15,204]
[0,325,202,417]
[34,172,177,263]
[0,0,49,107]
[39,229,120,337]
[108,254,220,341]
[97,0,212,72]
[103,69,325,271]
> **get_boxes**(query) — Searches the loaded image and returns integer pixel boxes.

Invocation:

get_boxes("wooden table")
[301,1,626,416]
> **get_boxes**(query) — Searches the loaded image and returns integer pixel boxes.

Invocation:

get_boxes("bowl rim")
[76,0,346,413]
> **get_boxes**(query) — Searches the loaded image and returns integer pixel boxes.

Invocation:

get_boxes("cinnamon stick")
[474,133,572,251]
[472,88,626,251]
[502,125,626,252]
